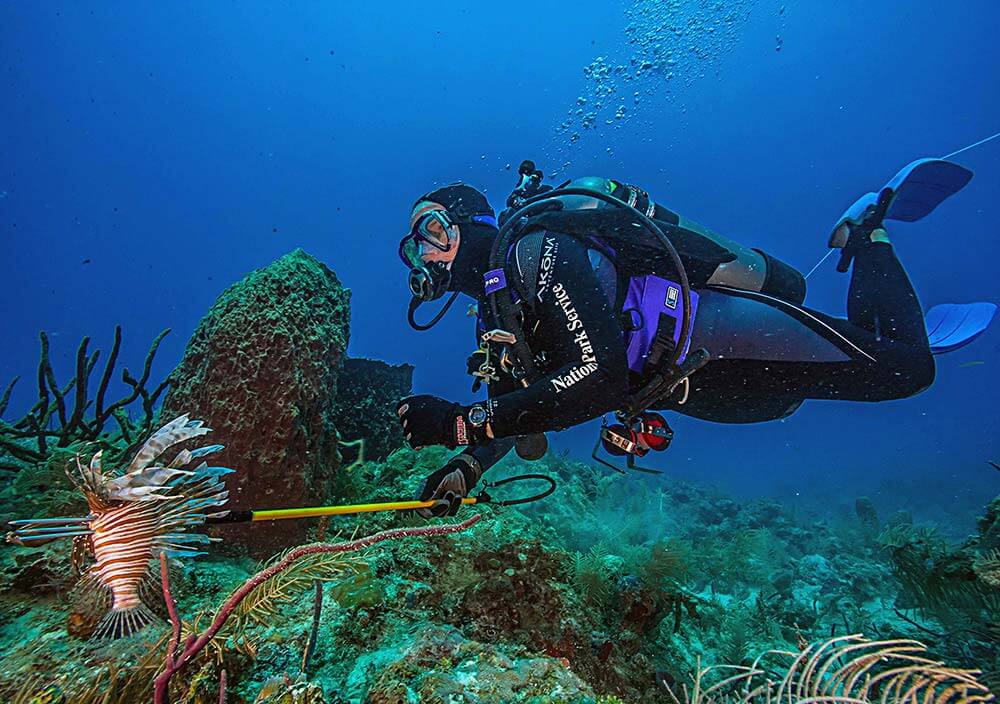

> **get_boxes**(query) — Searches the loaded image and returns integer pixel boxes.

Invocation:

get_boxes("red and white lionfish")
[7,415,232,638]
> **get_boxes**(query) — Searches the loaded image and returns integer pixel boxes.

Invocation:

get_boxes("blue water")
[2,2,998,530]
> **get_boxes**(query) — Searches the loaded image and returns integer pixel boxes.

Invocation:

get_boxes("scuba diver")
[396,159,995,517]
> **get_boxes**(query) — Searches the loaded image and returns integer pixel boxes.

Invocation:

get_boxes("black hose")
[478,473,557,506]
[407,292,460,331]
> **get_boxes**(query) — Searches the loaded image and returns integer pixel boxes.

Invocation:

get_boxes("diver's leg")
[666,270,936,419]
[846,232,929,349]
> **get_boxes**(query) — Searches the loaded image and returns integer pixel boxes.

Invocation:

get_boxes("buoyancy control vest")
[483,176,807,383]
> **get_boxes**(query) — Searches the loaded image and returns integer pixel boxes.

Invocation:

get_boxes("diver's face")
[415,214,460,266]
[398,204,461,272]
[398,203,462,301]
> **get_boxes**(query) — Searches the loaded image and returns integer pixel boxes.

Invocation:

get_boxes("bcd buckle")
[469,329,520,392]
[482,329,517,345]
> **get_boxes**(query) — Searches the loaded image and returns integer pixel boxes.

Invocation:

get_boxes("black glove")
[416,456,483,518]
[396,395,484,449]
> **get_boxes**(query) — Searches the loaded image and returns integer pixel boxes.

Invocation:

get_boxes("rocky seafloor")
[0,250,997,703]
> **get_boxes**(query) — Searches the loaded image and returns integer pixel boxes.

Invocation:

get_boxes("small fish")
[959,360,985,368]
[7,415,232,638]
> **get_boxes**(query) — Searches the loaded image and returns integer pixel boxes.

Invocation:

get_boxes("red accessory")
[455,415,469,446]
[601,412,673,458]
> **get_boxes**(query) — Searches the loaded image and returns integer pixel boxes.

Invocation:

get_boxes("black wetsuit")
[455,213,934,472]
[671,243,934,423]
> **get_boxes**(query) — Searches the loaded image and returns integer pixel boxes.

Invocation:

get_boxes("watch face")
[468,405,488,426]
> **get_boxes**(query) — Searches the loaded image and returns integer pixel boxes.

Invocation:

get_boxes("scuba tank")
[512,173,806,306]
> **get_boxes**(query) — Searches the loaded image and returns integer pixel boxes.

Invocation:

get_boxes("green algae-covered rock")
[360,625,595,704]
[164,249,350,555]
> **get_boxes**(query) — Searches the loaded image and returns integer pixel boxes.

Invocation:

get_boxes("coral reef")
[154,518,480,704]
[363,624,594,703]
[0,251,996,702]
[1,442,997,702]
[163,249,351,555]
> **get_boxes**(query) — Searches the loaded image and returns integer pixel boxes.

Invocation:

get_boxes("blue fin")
[884,158,974,222]
[832,158,973,236]
[925,302,997,354]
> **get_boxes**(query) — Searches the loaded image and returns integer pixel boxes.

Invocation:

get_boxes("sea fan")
[661,635,994,704]
[572,543,613,606]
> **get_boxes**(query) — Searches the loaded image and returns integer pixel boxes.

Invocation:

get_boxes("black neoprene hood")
[416,183,495,222]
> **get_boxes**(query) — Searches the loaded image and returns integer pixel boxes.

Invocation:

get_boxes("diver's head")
[398,183,497,301]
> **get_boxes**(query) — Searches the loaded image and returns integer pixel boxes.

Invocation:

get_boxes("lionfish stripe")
[94,558,152,582]
[93,545,153,569]
[92,525,154,551]
[93,505,159,532]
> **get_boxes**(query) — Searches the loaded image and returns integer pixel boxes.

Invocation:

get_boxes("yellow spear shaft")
[208,473,556,525]
[214,498,479,523]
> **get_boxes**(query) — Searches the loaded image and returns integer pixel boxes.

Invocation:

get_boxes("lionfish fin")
[169,444,224,468]
[169,449,192,468]
[70,455,107,505]
[137,561,174,609]
[128,415,211,472]
[69,572,113,629]
[6,516,93,547]
[106,484,173,502]
[92,601,161,639]
[105,466,193,501]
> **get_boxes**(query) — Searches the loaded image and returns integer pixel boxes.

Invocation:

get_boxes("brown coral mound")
[164,249,350,555]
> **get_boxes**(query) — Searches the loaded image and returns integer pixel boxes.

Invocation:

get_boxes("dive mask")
[398,208,457,301]
[398,209,456,267]
[398,207,498,301]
